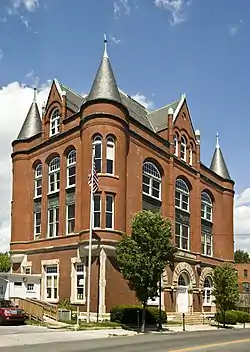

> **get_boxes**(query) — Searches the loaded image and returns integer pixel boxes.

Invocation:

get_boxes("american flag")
[88,159,99,193]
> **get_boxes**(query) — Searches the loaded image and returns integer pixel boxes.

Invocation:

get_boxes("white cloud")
[0,80,50,253]
[113,0,131,18]
[229,20,243,37]
[131,93,154,110]
[0,49,4,61]
[235,188,250,252]
[154,0,191,25]
[110,35,121,44]
[11,0,40,12]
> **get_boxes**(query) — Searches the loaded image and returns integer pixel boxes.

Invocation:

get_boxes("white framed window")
[45,265,58,301]
[175,222,189,251]
[50,108,60,137]
[66,203,75,234]
[48,206,59,238]
[34,211,41,238]
[105,194,114,229]
[27,283,35,292]
[75,263,85,301]
[203,277,212,305]
[174,134,178,156]
[189,146,193,165]
[106,136,115,175]
[201,192,212,221]
[34,163,42,197]
[180,136,187,161]
[93,194,101,228]
[48,157,60,193]
[201,230,212,256]
[243,282,250,293]
[175,178,189,212]
[93,135,102,173]
[67,150,76,187]
[142,161,161,200]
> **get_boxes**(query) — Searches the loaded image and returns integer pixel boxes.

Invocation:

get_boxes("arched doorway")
[176,272,190,313]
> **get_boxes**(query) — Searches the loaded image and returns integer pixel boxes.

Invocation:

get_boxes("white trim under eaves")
[54,78,64,101]
[173,93,186,122]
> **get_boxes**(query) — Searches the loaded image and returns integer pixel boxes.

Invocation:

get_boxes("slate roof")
[210,136,231,180]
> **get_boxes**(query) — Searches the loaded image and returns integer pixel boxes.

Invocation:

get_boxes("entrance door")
[177,286,189,313]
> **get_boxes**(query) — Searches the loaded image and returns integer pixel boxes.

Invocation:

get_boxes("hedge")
[215,310,250,325]
[110,305,167,325]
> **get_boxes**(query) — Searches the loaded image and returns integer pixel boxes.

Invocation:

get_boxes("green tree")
[0,252,11,272]
[116,210,177,332]
[234,249,250,263]
[212,262,239,327]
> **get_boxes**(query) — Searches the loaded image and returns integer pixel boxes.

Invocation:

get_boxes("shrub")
[110,305,167,325]
[234,310,250,324]
[215,310,238,325]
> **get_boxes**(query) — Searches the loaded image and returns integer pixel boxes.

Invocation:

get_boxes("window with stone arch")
[178,272,189,287]
[203,276,212,305]
[175,178,190,251]
[93,135,102,173]
[180,135,187,161]
[34,163,42,197]
[48,157,60,193]
[50,108,60,137]
[106,135,115,175]
[175,178,189,212]
[174,133,179,157]
[201,192,212,221]
[201,191,213,257]
[142,161,161,200]
[67,149,76,188]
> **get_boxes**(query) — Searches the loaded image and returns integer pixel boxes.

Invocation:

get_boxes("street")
[0,326,250,351]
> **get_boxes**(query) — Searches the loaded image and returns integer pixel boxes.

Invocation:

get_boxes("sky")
[0,0,250,253]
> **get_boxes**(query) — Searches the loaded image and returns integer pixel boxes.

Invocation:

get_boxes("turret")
[210,132,231,179]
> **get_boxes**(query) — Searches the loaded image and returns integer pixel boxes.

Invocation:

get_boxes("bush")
[215,310,238,325]
[234,310,250,324]
[110,305,167,325]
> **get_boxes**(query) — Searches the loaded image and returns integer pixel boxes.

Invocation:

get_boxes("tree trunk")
[223,310,226,328]
[141,302,146,333]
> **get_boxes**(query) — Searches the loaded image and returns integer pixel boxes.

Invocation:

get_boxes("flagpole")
[86,145,95,323]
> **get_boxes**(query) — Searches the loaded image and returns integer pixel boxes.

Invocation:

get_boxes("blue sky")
[0,0,250,251]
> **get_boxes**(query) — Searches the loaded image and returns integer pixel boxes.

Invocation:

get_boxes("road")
[1,327,250,351]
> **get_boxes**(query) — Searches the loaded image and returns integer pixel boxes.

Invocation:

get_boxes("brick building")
[235,264,250,294]
[10,38,234,317]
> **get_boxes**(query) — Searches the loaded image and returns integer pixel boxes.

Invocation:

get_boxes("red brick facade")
[10,47,234,316]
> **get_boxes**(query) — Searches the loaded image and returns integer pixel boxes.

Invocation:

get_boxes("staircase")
[167,312,215,325]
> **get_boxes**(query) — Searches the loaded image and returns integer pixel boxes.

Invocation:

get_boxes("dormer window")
[180,136,187,161]
[50,108,60,137]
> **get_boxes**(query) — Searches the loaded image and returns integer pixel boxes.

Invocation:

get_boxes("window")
[34,163,42,197]
[201,229,212,256]
[201,192,212,221]
[142,162,161,200]
[66,203,75,234]
[48,207,59,237]
[67,150,76,187]
[189,146,193,165]
[93,194,101,228]
[50,108,60,137]
[203,277,212,305]
[48,157,60,193]
[106,194,114,229]
[75,263,85,301]
[34,211,41,238]
[106,136,115,174]
[27,283,34,292]
[178,274,187,286]
[175,222,189,250]
[93,135,102,173]
[244,269,248,278]
[25,267,31,275]
[174,134,178,156]
[243,282,250,293]
[45,265,58,301]
[180,136,187,161]
[175,178,189,212]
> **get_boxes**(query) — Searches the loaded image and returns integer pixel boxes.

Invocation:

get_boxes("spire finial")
[103,34,108,58]
[33,87,37,103]
[216,132,219,148]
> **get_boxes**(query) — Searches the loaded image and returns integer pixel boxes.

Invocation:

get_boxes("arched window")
[180,136,187,161]
[189,145,193,166]
[34,163,42,197]
[178,274,187,287]
[203,277,212,305]
[174,134,178,156]
[142,161,161,200]
[48,157,60,193]
[67,150,76,187]
[175,178,189,211]
[106,136,115,175]
[50,108,60,137]
[201,192,212,221]
[93,135,102,173]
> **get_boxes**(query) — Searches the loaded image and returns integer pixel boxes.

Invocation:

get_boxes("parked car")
[0,299,26,325]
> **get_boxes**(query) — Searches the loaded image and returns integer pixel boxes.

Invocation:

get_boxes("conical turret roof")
[210,133,231,180]
[86,35,122,104]
[17,88,42,140]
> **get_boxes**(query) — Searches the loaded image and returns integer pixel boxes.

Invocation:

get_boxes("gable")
[173,99,196,141]
[44,80,63,113]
